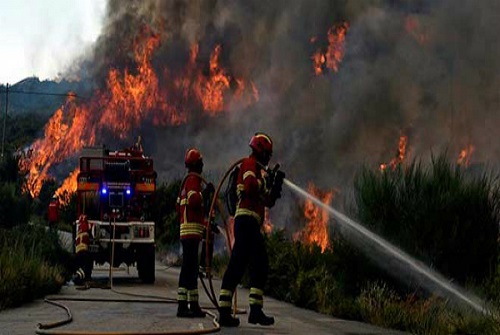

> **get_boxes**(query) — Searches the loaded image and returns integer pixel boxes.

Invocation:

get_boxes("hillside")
[0,77,90,118]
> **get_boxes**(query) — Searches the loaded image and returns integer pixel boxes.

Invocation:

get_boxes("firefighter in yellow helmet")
[218,133,285,327]
[176,148,214,317]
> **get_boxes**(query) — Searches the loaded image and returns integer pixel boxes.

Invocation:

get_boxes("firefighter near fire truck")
[73,214,93,284]
[218,133,285,327]
[47,195,59,231]
[72,144,157,284]
[176,148,215,318]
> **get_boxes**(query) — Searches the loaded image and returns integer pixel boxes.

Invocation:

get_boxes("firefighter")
[73,214,93,285]
[48,195,59,231]
[176,148,214,318]
[218,133,285,327]
[131,135,144,156]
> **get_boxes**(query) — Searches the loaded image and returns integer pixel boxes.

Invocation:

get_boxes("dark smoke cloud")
[65,0,500,214]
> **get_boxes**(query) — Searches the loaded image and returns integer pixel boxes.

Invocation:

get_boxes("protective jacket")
[177,174,206,240]
[48,200,59,222]
[235,155,275,224]
[75,214,91,254]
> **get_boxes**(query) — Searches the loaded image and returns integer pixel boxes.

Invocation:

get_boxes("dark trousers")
[74,250,93,280]
[221,215,269,292]
[179,239,200,290]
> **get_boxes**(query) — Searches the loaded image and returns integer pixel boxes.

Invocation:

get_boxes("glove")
[265,172,275,190]
[270,170,285,200]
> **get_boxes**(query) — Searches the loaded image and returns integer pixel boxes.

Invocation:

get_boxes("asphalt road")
[0,262,409,335]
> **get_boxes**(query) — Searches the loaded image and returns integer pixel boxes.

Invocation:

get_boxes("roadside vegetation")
[0,226,71,310]
[204,154,500,334]
[4,108,500,334]
[0,114,72,310]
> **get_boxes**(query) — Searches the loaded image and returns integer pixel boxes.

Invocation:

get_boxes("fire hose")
[36,158,257,334]
[36,202,220,335]
[199,158,281,315]
[203,159,245,313]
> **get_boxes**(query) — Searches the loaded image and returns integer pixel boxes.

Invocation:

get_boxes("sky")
[0,0,106,85]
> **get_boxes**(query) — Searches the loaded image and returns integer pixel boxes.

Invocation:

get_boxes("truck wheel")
[137,245,155,283]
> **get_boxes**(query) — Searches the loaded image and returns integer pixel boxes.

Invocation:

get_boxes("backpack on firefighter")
[224,166,240,216]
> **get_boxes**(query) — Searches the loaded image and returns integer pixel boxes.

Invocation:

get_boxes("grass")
[353,154,500,284]
[358,282,500,335]
[0,224,71,310]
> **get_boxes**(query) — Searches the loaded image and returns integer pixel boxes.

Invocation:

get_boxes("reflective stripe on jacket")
[234,155,273,224]
[177,174,206,240]
[75,215,90,254]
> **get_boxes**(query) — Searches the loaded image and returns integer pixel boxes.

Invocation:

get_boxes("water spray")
[283,178,488,314]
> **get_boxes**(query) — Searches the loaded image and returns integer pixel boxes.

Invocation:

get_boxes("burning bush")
[354,153,500,285]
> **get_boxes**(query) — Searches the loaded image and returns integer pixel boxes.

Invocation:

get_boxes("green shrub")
[485,259,500,305]
[0,182,31,229]
[264,230,363,319]
[354,154,500,284]
[358,281,500,335]
[0,151,31,229]
[153,180,181,248]
[0,225,71,310]
[358,282,450,334]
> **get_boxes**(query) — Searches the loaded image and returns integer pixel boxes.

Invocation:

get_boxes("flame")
[55,169,79,204]
[457,144,475,167]
[263,208,273,234]
[294,183,333,252]
[404,16,428,45]
[380,135,408,171]
[23,101,93,197]
[311,22,349,75]
[21,28,258,198]
[195,45,230,115]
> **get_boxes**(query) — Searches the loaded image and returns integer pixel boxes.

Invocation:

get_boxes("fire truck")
[74,145,157,283]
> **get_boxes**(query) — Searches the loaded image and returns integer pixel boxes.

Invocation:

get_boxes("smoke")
[59,0,500,208]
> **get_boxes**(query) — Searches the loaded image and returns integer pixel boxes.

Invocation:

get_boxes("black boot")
[218,307,240,327]
[72,268,85,285]
[189,301,206,318]
[248,305,274,326]
[177,301,191,318]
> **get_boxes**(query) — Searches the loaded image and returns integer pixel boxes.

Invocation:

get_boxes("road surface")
[0,261,409,335]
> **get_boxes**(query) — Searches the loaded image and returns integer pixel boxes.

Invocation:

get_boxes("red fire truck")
[74,145,157,283]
